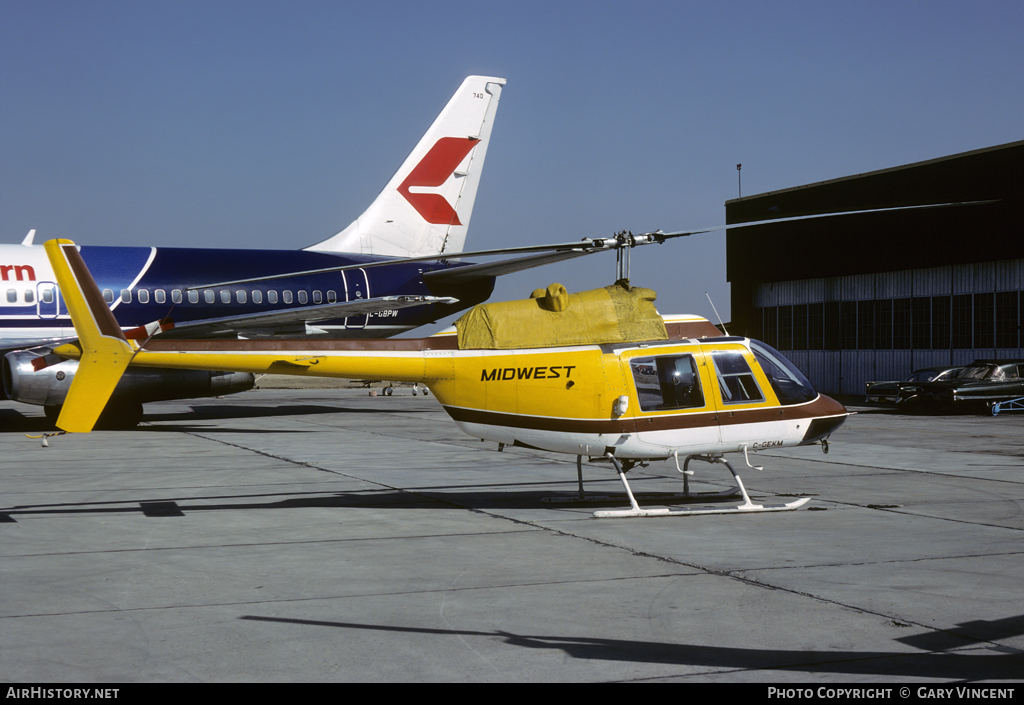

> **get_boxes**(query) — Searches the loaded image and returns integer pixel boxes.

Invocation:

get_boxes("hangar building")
[725,139,1023,396]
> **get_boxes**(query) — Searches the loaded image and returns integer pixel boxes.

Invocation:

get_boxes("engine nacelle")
[3,347,255,408]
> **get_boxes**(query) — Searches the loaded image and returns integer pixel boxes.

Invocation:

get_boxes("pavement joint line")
[733,548,1024,572]
[8,393,1024,680]
[713,571,1024,657]
[1,570,702,621]
[170,430,932,637]
[796,499,1024,532]
[0,528,546,558]
[177,426,1024,585]
[754,451,1024,486]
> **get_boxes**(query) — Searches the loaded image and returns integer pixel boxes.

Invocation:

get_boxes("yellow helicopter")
[38,238,849,518]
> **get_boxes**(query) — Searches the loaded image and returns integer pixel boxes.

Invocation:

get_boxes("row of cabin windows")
[628,352,765,412]
[100,289,339,306]
[6,287,343,307]
[6,288,65,304]
[755,291,1022,351]
[6,289,38,304]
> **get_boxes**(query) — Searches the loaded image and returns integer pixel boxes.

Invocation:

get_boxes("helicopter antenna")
[706,292,729,335]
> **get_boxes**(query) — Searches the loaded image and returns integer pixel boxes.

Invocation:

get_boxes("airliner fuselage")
[0,244,492,345]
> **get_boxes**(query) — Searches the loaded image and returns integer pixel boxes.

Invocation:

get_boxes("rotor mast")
[605,230,664,283]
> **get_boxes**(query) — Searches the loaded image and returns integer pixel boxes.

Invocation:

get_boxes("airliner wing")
[421,249,594,286]
[157,294,457,338]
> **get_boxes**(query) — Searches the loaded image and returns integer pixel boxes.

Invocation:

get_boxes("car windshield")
[955,365,1004,381]
[907,368,961,382]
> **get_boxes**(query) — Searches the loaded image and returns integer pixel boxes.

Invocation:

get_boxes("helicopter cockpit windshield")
[749,340,818,405]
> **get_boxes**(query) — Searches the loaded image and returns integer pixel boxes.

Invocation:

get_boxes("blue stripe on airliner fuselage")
[77,246,157,293]
[72,246,489,330]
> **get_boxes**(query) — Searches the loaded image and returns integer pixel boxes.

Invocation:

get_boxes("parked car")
[896,360,1024,411]
[865,366,964,404]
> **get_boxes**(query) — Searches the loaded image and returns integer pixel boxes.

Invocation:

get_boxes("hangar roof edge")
[725,138,1024,206]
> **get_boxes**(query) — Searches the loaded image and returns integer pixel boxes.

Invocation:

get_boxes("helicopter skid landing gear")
[593,452,809,518]
[679,453,744,499]
[540,455,616,504]
[542,455,708,505]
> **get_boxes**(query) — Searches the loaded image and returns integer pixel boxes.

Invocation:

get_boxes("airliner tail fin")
[306,75,505,258]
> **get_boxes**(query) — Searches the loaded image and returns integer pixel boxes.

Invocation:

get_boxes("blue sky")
[2,1,1022,327]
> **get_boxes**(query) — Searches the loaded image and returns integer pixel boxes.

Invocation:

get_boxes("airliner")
[1,75,569,425]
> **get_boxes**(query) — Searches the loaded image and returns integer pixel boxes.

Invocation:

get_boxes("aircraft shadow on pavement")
[237,615,1024,681]
[0,479,738,521]
[138,403,420,432]
[1,403,424,435]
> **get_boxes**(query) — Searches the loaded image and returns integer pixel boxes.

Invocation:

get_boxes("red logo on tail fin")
[398,137,479,225]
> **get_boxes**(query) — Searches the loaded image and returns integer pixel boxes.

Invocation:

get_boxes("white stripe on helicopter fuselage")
[449,407,816,459]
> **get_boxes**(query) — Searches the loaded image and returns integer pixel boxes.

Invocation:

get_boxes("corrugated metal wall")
[753,258,1024,395]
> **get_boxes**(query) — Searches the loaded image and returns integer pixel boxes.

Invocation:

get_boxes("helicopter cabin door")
[626,349,721,455]
[702,344,787,450]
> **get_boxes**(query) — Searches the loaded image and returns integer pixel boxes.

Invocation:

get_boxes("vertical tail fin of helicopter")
[305,75,505,258]
[43,239,136,433]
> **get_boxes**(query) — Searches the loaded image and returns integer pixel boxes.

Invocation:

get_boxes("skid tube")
[992,396,1024,415]
[593,451,809,518]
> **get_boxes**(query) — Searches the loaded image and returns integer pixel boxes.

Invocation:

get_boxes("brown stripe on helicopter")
[444,394,846,435]
[445,406,720,434]
[715,394,848,429]
[443,405,651,434]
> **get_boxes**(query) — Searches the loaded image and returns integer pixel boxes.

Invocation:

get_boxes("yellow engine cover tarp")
[455,281,668,350]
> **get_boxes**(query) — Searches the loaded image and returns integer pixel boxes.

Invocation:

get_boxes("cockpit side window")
[710,351,765,405]
[749,340,818,405]
[630,354,705,412]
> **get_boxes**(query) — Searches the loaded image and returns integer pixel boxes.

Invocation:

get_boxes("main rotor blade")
[188,200,996,290]
[188,240,610,290]
[647,199,997,242]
